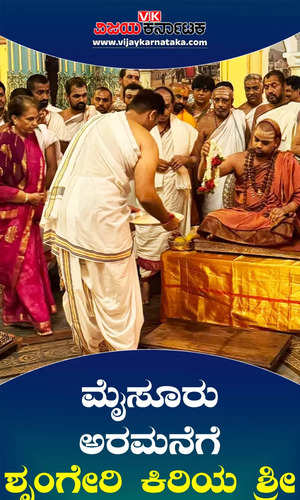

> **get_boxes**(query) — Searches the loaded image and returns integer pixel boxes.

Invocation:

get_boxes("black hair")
[127,89,165,115]
[8,95,37,119]
[285,75,300,90]
[65,77,87,95]
[263,70,285,86]
[0,81,5,93]
[154,86,175,104]
[192,74,215,92]
[94,86,113,100]
[10,87,32,100]
[27,74,49,92]
[215,81,234,91]
[119,69,140,79]
[124,83,144,93]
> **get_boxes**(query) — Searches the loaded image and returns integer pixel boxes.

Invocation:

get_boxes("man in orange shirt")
[172,83,196,127]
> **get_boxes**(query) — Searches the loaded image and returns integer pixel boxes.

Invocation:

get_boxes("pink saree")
[0,128,56,333]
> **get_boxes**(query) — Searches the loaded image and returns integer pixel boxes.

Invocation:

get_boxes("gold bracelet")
[24,192,29,203]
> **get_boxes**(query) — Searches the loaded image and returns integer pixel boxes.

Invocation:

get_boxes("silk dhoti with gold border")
[161,250,300,332]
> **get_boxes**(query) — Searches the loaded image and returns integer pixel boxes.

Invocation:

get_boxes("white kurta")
[202,109,246,216]
[135,114,198,276]
[41,112,143,353]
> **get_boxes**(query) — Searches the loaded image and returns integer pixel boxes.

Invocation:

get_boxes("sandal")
[36,330,53,336]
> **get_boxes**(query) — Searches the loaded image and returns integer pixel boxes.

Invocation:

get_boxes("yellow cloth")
[176,109,197,128]
[161,250,300,332]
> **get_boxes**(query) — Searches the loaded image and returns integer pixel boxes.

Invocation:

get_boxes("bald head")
[212,86,233,119]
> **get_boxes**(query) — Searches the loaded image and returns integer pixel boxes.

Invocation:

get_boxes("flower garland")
[197,140,224,194]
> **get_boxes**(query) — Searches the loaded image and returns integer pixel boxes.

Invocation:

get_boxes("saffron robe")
[199,151,300,247]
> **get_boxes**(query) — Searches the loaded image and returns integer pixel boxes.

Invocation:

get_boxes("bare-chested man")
[196,85,249,216]
[42,89,180,353]
[253,70,286,126]
[199,119,300,247]
[253,70,300,150]
[238,73,263,129]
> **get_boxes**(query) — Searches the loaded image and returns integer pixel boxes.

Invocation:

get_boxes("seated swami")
[199,119,300,247]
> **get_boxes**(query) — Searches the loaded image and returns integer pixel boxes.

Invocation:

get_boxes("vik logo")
[138,11,162,22]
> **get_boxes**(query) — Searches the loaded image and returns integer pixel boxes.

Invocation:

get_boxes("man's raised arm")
[198,140,241,181]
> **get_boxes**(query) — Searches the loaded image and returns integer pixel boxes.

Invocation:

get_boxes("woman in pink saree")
[0,95,56,335]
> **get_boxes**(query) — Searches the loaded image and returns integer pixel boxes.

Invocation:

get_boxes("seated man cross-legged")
[199,119,300,247]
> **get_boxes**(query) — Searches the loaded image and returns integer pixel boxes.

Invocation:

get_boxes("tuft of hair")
[27,74,48,92]
[215,81,234,91]
[192,74,215,92]
[244,73,262,83]
[119,68,140,79]
[255,119,282,142]
[154,86,175,104]
[127,89,165,115]
[285,75,300,91]
[8,95,37,119]
[10,87,32,100]
[0,80,5,93]
[124,83,144,93]
[65,77,87,95]
[94,86,113,100]
[263,70,285,86]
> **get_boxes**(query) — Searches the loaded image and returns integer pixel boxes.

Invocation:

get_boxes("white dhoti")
[135,114,198,277]
[59,250,143,352]
[202,109,246,216]
[41,111,143,352]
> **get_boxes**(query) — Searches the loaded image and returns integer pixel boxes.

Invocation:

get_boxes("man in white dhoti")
[238,74,263,130]
[41,90,180,353]
[197,86,249,216]
[253,70,300,150]
[60,77,98,141]
[135,87,200,304]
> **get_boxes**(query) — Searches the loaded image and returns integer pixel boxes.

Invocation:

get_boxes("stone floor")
[1,270,299,384]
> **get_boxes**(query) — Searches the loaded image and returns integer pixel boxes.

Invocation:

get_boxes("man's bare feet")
[141,280,150,305]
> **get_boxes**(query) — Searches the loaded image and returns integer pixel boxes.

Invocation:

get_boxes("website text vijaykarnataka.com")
[92,38,208,48]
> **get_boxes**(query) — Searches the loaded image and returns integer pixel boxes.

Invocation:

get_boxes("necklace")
[242,150,277,211]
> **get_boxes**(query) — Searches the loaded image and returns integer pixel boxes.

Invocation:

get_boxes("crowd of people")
[0,67,300,351]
